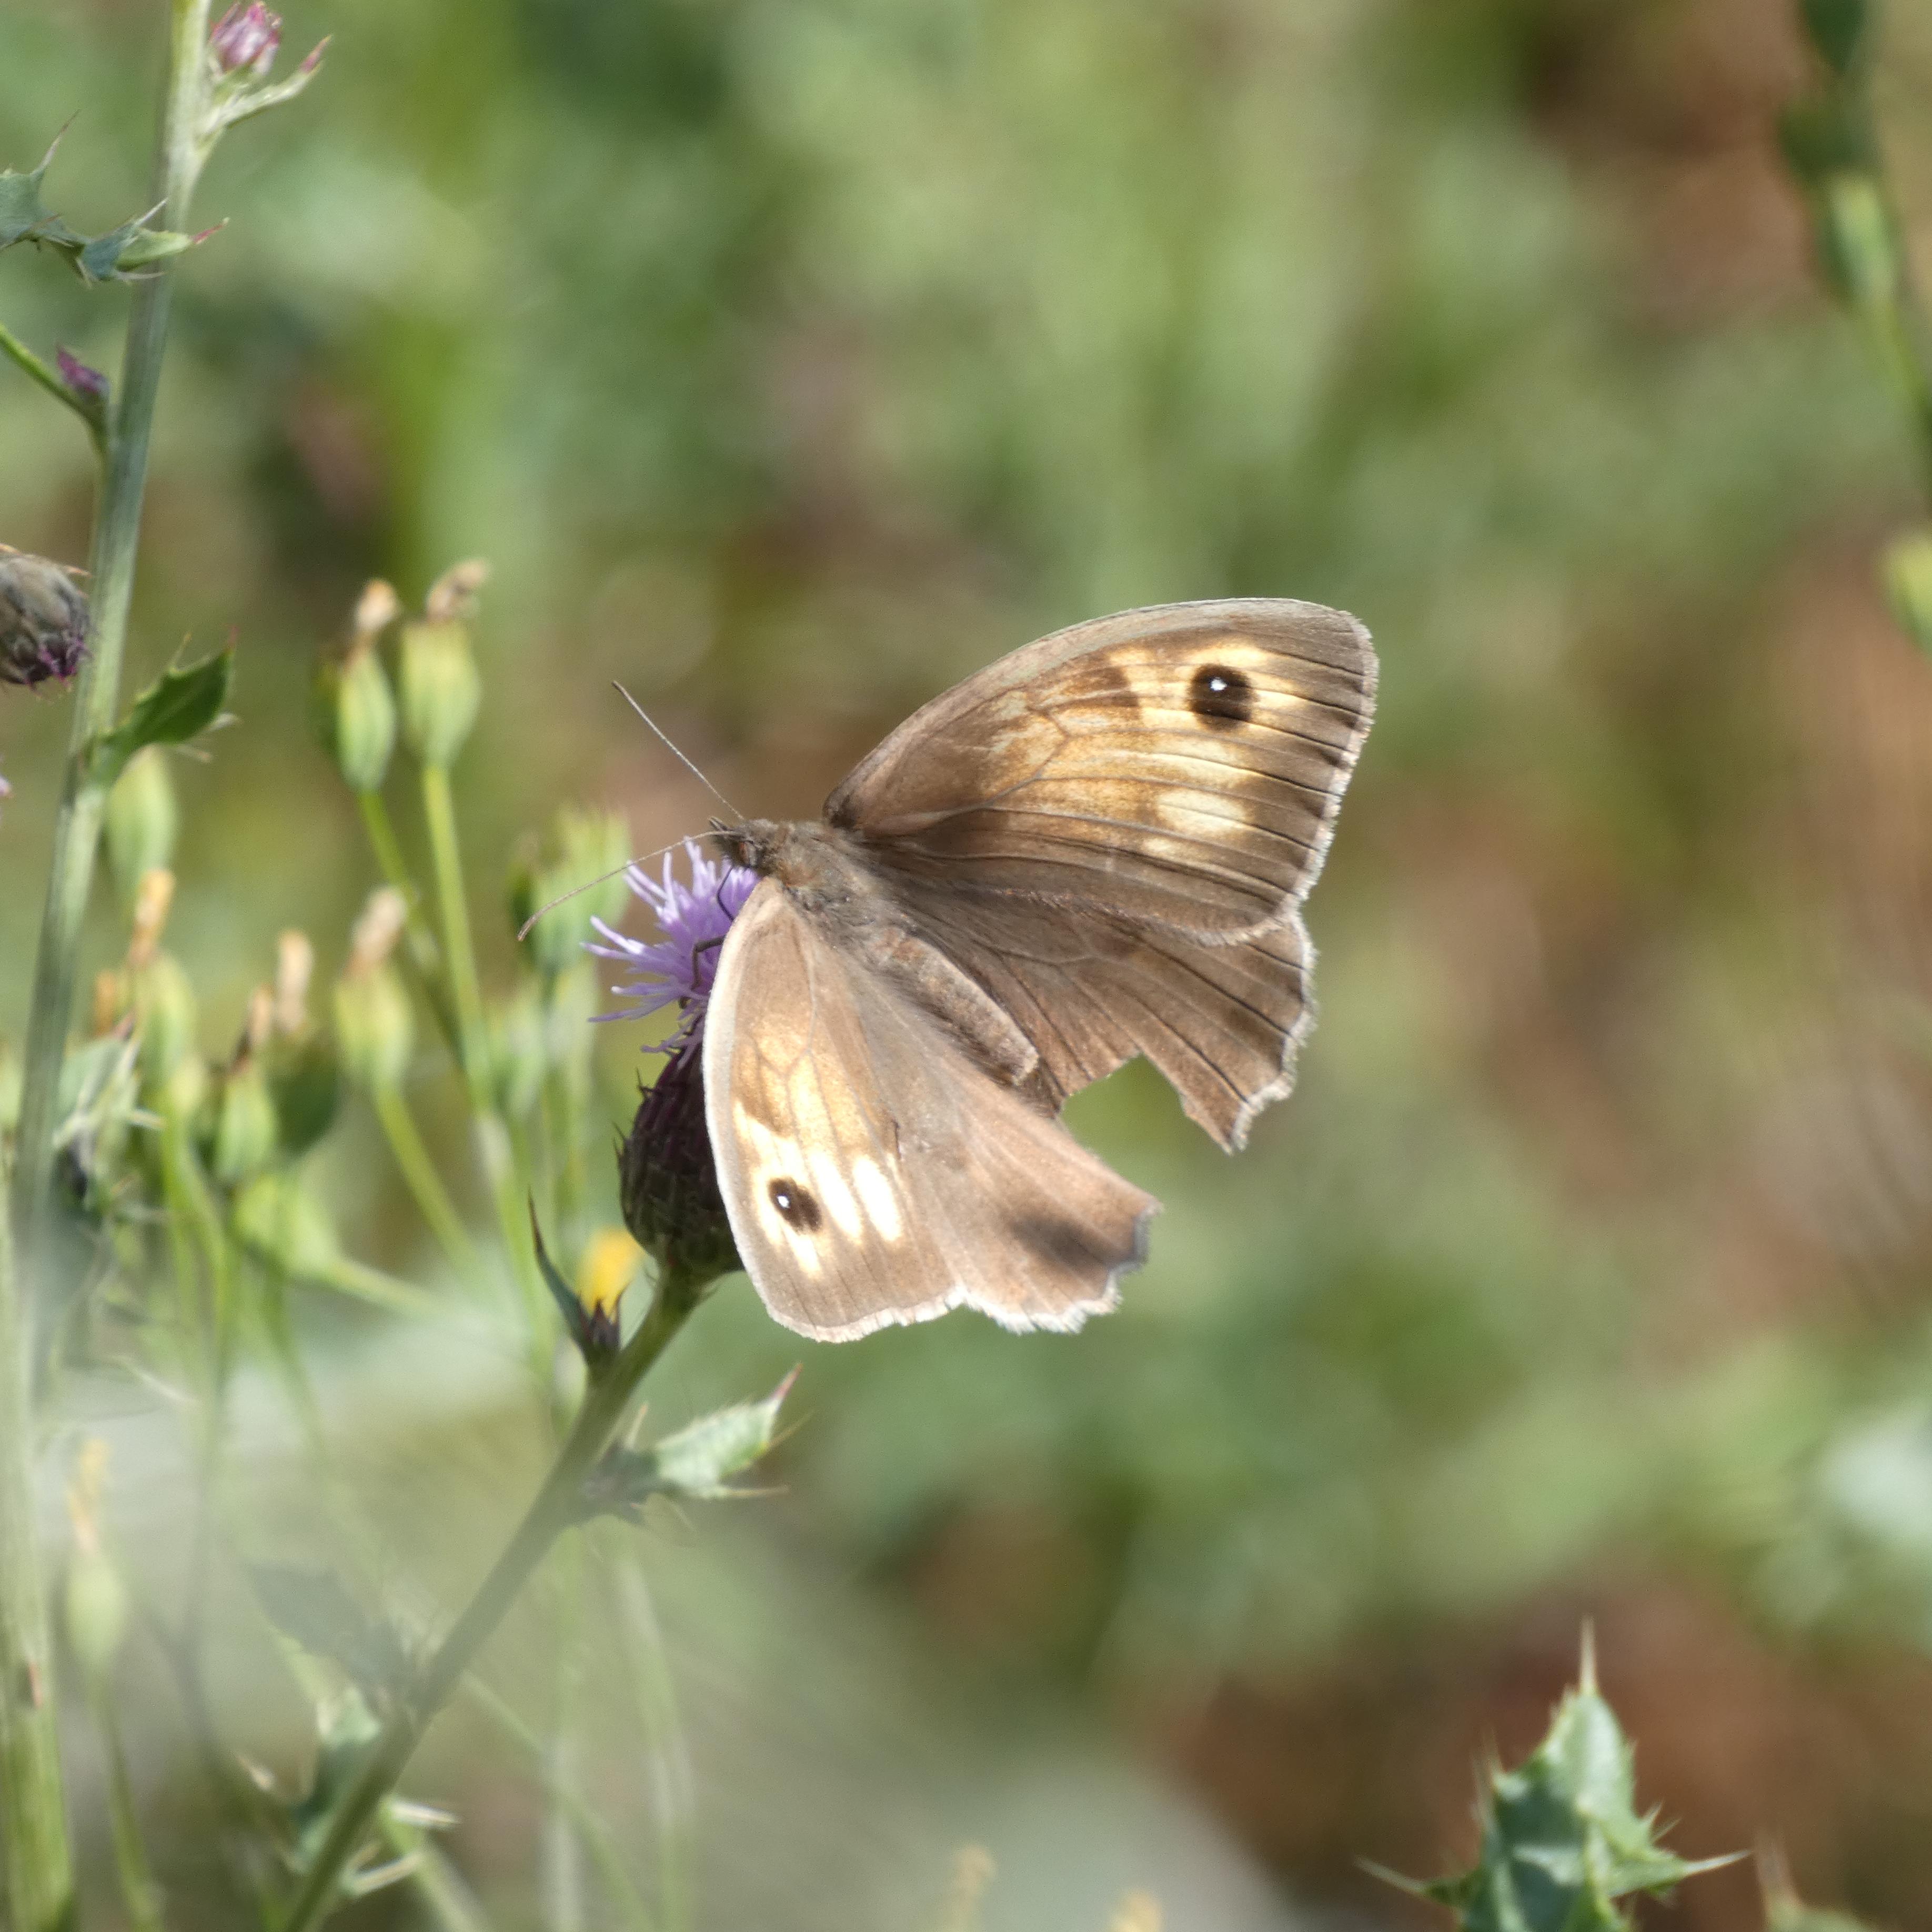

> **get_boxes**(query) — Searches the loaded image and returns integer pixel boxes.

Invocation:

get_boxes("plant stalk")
[274,1265,708,1932]
[0,1188,71,1930]
[1,8,213,1916]
[11,0,214,1256]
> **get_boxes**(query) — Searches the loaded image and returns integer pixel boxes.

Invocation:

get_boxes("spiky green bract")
[1376,1653,1739,1932]
[586,1370,795,1517]
[0,143,196,283]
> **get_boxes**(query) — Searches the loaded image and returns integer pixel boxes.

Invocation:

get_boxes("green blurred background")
[8,0,1932,1926]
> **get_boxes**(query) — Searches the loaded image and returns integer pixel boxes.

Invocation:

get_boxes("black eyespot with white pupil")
[1188,662,1254,729]
[768,1178,823,1233]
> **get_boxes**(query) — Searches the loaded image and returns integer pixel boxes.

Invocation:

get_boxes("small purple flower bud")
[210,1,281,77]
[0,550,90,690]
[55,349,108,405]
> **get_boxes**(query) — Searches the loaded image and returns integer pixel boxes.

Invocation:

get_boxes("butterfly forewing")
[826,600,1375,940]
[703,879,1158,1340]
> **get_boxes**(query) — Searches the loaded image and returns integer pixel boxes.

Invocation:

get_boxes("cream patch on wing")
[1153,786,1254,838]
[851,1155,905,1242]
[732,1101,827,1277]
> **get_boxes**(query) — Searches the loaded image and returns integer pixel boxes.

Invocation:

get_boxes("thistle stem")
[11,0,213,1256]
[274,1265,709,1932]
[1,8,214,1916]
[0,1180,70,1930]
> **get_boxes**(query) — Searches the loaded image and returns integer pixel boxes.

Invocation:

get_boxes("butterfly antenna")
[613,682,744,821]
[515,839,688,943]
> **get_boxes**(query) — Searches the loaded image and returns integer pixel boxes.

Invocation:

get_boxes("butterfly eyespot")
[1188,662,1255,729]
[767,1177,824,1233]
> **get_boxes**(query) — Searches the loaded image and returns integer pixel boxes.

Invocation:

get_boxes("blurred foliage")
[8,0,1932,1926]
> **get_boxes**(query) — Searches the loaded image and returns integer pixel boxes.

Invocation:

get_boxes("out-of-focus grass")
[9,0,1932,1925]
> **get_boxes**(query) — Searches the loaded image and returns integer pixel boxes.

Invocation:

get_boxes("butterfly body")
[700,599,1377,1341]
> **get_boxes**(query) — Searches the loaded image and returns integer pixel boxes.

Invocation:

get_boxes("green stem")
[3,16,212,1904]
[88,1678,167,1932]
[466,1676,659,1932]
[371,1080,481,1280]
[0,317,105,451]
[0,1181,72,1931]
[11,0,213,1259]
[420,763,487,1092]
[355,790,460,1055]
[420,761,542,1325]
[274,1265,709,1932]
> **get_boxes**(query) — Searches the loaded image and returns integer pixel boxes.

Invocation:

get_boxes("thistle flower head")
[588,841,756,1055]
[594,839,753,1283]
[0,550,89,689]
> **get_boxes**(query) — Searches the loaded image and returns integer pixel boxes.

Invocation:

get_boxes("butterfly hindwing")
[703,879,1158,1340]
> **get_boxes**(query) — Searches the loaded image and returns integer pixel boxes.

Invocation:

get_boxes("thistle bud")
[314,580,401,793]
[619,1046,738,1285]
[56,349,108,407]
[510,806,632,981]
[398,561,487,768]
[0,549,88,689]
[209,1,280,76]
[105,747,179,904]
[335,890,415,1090]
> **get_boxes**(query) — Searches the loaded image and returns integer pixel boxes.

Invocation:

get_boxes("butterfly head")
[709,816,803,879]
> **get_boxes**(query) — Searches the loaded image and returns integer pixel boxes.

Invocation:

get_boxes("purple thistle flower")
[588,840,756,1055]
[210,1,281,77]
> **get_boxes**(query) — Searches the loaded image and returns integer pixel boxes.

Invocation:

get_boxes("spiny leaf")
[587,1371,797,1515]
[1374,1645,1741,1932]
[88,648,233,789]
[0,145,195,283]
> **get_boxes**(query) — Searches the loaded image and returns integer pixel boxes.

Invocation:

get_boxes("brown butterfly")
[704,599,1376,1341]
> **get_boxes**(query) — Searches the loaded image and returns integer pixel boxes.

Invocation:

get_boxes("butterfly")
[703,598,1376,1341]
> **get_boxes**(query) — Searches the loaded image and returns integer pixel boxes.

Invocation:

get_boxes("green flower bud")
[65,1544,129,1684]
[398,561,487,767]
[206,1059,280,1190]
[132,953,196,1089]
[509,806,632,980]
[314,639,398,793]
[63,1441,127,1684]
[232,1171,340,1279]
[263,931,340,1156]
[491,985,547,1121]
[335,891,416,1093]
[104,747,179,904]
